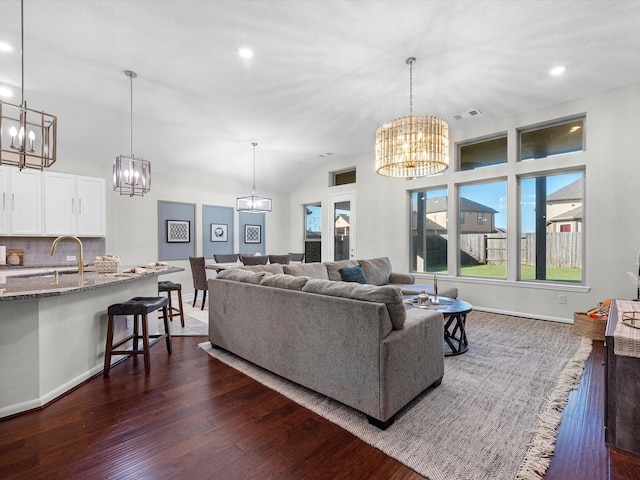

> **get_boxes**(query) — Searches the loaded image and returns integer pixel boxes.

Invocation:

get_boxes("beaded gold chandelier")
[375,57,449,178]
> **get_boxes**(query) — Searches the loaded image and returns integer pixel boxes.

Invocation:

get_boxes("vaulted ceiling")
[1,0,639,193]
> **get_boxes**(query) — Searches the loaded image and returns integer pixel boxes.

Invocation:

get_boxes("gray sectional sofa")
[208,257,447,429]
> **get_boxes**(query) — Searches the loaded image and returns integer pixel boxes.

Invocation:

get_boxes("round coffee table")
[407,296,472,356]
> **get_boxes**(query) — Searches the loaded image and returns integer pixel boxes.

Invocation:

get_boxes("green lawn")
[422,264,582,282]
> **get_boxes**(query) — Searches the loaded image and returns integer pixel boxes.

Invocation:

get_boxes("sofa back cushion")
[325,259,359,281]
[216,268,270,284]
[358,257,393,286]
[302,279,406,330]
[260,273,309,291]
[240,264,285,274]
[283,262,329,280]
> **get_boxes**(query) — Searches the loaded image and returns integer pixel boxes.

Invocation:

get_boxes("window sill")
[412,273,591,294]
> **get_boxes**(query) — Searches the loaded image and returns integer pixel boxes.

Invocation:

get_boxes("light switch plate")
[66,255,76,261]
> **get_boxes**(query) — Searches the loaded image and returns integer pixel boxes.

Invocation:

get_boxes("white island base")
[0,273,163,419]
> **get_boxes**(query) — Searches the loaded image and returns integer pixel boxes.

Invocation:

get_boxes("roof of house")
[547,178,583,203]
[426,196,498,214]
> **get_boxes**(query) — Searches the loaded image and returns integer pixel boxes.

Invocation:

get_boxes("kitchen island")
[0,266,182,419]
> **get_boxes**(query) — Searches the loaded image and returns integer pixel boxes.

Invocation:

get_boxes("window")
[304,203,322,262]
[519,118,584,161]
[459,135,507,171]
[410,188,448,274]
[330,168,356,186]
[410,114,586,285]
[519,171,583,283]
[459,181,507,278]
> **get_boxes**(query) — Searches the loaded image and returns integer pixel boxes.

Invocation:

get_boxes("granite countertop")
[0,266,183,301]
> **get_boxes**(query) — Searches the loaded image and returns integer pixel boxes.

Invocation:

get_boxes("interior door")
[328,192,356,261]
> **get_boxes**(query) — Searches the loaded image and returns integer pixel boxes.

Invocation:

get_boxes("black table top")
[405,296,472,314]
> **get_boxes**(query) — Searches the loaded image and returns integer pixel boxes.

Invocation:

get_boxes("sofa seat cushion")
[339,265,367,284]
[358,257,393,286]
[217,268,270,284]
[302,279,406,330]
[325,259,359,281]
[260,273,309,291]
[283,262,329,280]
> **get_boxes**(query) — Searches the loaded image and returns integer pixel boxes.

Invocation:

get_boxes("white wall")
[289,82,640,321]
[41,149,290,290]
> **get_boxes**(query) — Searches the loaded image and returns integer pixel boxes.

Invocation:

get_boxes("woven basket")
[573,312,606,341]
[95,259,120,273]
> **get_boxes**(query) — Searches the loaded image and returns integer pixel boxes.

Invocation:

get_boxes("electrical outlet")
[558,294,567,304]
[66,255,76,261]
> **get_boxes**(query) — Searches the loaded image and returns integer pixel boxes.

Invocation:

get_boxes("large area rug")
[199,311,592,480]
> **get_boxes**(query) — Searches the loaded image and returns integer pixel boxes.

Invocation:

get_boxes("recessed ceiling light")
[0,87,13,98]
[0,41,14,52]
[549,65,566,76]
[237,47,254,59]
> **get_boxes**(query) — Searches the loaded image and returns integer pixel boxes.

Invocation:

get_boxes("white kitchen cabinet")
[0,167,9,234]
[43,172,105,236]
[76,175,105,236]
[8,169,43,235]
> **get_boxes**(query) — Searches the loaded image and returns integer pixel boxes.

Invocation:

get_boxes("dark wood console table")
[605,300,640,454]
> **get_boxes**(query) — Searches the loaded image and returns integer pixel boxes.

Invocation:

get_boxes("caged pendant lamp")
[375,57,449,178]
[236,142,272,213]
[113,70,151,197]
[0,0,57,170]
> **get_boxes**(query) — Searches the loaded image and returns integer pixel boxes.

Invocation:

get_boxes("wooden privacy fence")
[431,232,582,268]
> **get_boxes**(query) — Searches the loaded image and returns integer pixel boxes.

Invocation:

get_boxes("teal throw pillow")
[339,265,367,284]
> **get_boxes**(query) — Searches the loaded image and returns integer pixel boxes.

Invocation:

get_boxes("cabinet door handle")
[71,198,74,213]
[79,199,82,214]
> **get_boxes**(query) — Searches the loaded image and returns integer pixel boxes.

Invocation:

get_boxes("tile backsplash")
[0,237,106,267]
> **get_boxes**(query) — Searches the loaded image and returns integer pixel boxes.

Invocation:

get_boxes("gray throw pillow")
[339,265,367,284]
[358,257,393,286]
[240,264,285,274]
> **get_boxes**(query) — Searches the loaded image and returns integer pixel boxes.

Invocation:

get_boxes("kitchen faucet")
[50,235,84,276]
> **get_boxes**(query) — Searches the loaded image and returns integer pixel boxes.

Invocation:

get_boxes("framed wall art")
[167,220,190,243]
[244,224,261,244]
[211,223,228,242]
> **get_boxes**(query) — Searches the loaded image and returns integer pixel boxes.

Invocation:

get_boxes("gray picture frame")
[211,223,228,242]
[167,220,190,243]
[244,224,261,244]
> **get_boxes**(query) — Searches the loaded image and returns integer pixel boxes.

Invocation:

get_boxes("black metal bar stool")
[103,296,171,377]
[158,280,185,327]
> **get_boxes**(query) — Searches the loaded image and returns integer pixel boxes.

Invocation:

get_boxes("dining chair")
[189,256,207,310]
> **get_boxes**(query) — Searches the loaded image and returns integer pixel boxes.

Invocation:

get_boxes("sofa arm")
[379,309,444,421]
[389,272,415,284]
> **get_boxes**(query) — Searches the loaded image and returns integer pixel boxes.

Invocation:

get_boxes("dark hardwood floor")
[1,337,639,479]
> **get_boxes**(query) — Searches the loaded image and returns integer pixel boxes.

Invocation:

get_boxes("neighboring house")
[334,213,350,236]
[546,178,583,233]
[425,196,498,234]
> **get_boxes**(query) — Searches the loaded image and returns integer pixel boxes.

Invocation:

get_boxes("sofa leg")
[431,376,443,388]
[367,414,395,430]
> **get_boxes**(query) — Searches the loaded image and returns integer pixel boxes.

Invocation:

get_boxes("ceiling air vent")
[453,108,483,120]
